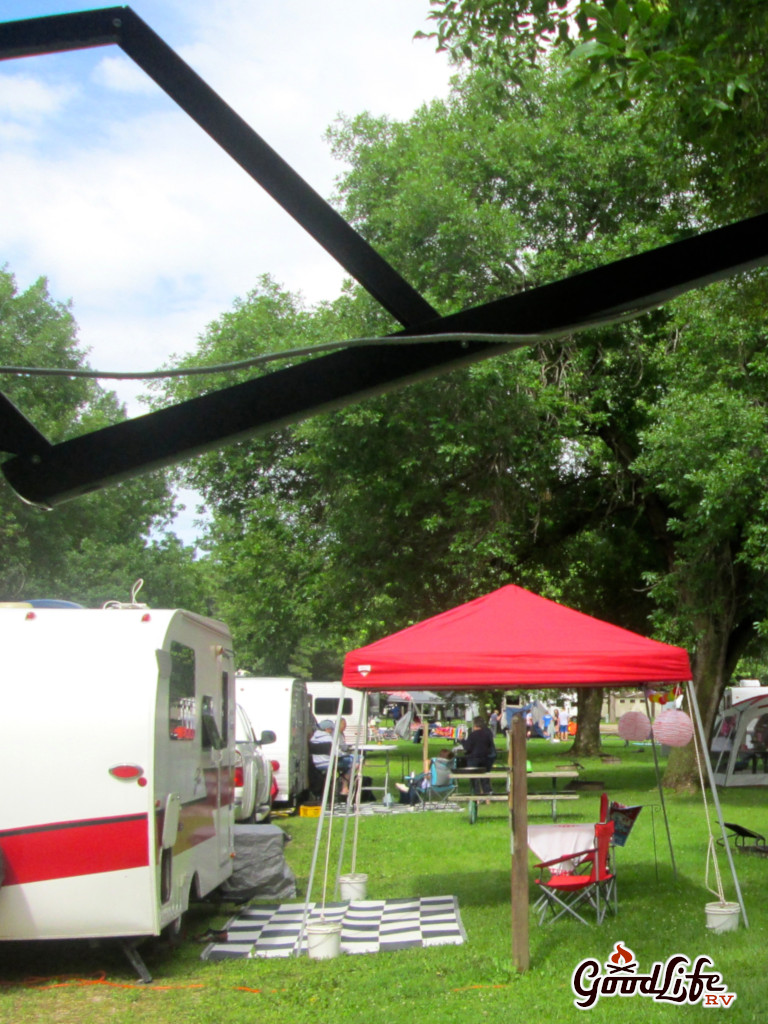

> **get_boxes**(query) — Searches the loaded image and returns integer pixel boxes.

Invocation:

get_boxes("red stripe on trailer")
[0,814,149,886]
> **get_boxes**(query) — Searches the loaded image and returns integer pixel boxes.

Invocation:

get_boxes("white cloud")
[0,71,78,144]
[0,70,77,118]
[91,54,158,95]
[2,0,452,425]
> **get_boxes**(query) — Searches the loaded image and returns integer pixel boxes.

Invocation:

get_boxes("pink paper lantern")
[652,709,694,747]
[617,711,651,742]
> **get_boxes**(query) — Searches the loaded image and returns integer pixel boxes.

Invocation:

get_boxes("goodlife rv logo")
[571,942,737,1010]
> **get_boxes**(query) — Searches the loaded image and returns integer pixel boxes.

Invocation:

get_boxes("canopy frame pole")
[684,680,749,927]
[350,690,368,875]
[510,714,529,972]
[643,692,677,880]
[335,688,368,896]
[293,711,344,955]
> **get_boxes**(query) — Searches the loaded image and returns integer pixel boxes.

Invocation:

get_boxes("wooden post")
[421,703,430,773]
[510,714,529,972]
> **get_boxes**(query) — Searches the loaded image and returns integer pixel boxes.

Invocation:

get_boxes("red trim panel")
[0,814,149,886]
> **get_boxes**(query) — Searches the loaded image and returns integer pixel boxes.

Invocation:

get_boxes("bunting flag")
[644,683,683,705]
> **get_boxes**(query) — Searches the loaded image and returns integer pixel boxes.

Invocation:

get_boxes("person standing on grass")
[558,706,569,741]
[542,709,553,740]
[462,715,496,800]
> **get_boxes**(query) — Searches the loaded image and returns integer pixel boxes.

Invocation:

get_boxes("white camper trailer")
[235,677,311,807]
[0,605,236,976]
[307,681,368,746]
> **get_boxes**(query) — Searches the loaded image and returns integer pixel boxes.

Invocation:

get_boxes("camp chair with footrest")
[718,822,768,856]
[416,757,458,809]
[533,820,617,926]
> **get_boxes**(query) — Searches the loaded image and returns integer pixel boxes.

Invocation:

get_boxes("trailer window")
[201,695,224,751]
[169,642,196,741]
[314,697,353,716]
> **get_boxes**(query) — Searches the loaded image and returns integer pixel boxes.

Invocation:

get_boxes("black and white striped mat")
[201,895,466,959]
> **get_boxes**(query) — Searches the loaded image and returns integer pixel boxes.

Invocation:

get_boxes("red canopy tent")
[340,586,747,969]
[342,584,692,691]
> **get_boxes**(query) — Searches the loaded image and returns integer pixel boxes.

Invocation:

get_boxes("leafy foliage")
[154,54,768,787]
[424,0,768,215]
[0,269,205,611]
[156,65,688,679]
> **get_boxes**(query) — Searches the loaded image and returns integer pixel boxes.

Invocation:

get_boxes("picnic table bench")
[449,769,579,823]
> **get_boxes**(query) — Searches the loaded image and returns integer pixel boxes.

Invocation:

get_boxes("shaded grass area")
[2,736,766,1023]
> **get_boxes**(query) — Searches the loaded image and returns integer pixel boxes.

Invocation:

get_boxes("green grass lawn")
[2,735,766,1024]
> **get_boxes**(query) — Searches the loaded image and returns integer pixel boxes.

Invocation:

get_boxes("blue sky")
[1,1,452,414]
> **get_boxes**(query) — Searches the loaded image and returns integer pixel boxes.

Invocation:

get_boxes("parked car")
[234,704,276,823]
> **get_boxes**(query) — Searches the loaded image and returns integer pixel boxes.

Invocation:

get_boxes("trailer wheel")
[162,877,191,946]
[162,911,186,946]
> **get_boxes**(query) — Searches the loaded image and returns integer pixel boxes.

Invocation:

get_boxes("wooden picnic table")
[449,769,579,823]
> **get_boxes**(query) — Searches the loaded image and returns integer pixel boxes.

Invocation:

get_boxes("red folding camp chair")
[599,792,609,823]
[533,820,617,925]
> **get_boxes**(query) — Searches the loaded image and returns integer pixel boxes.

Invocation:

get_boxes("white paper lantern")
[617,711,651,742]
[652,709,694,747]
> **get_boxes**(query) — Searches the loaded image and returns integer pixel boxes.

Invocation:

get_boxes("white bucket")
[339,872,368,901]
[306,919,342,959]
[705,901,740,933]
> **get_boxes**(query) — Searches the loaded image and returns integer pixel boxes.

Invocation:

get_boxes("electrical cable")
[0,304,658,382]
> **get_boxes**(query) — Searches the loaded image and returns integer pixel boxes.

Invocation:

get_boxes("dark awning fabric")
[342,585,692,692]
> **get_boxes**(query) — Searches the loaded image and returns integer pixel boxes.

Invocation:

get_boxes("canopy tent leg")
[350,690,368,873]
[685,681,749,928]
[293,708,345,955]
[335,689,368,895]
[643,692,677,879]
[510,714,529,972]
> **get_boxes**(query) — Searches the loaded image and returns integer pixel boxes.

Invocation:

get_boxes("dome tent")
[711,694,768,787]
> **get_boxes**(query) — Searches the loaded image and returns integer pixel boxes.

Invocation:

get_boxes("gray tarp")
[218,824,296,902]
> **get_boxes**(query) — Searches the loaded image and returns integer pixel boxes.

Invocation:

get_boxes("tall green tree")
[425,0,768,216]
[327,48,768,772]
[158,64,688,723]
[0,269,205,611]
[151,276,342,673]
[159,56,768,779]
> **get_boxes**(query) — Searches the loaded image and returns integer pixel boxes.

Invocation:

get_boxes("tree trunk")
[663,620,728,790]
[571,687,603,757]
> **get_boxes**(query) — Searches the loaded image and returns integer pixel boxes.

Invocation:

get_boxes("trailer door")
[201,677,231,870]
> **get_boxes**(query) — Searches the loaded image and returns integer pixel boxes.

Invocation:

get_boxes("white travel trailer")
[307,681,368,746]
[0,604,237,980]
[235,677,311,807]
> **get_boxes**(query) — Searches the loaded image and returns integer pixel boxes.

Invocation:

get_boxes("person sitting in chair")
[309,719,352,797]
[395,749,454,804]
[336,717,354,783]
